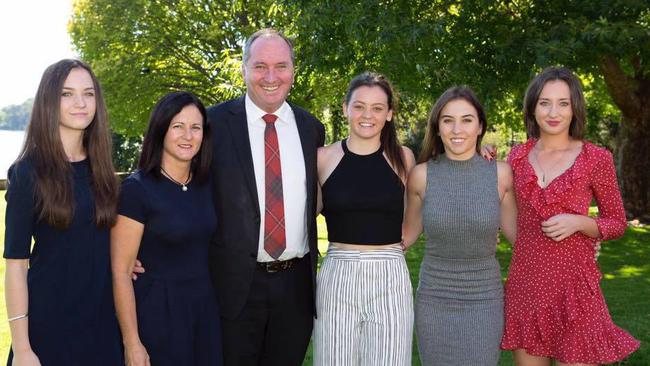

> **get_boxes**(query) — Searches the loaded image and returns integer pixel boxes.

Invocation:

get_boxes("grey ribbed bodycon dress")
[415,154,503,366]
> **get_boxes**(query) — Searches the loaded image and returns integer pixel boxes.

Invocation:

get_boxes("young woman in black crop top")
[313,72,416,366]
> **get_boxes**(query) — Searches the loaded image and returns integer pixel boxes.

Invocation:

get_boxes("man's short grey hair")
[242,28,295,65]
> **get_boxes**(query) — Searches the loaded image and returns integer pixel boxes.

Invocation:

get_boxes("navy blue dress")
[3,159,123,365]
[118,170,222,366]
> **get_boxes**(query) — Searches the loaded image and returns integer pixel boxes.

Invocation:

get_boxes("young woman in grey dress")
[403,86,517,366]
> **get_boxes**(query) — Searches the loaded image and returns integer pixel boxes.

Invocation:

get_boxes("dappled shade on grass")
[0,205,647,365]
[308,215,649,365]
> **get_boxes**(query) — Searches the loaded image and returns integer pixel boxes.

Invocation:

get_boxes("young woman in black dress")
[111,92,222,366]
[3,59,122,365]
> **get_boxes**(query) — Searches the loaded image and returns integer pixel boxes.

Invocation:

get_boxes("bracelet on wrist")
[8,313,28,322]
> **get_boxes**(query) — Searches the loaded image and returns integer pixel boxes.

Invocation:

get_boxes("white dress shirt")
[245,94,308,262]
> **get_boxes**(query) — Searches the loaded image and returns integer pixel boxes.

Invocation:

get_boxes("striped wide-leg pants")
[314,246,413,366]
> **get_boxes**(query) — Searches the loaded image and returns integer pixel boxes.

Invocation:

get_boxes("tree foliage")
[70,0,650,221]
[430,0,650,221]
[0,99,33,130]
[70,0,298,135]
[297,0,650,221]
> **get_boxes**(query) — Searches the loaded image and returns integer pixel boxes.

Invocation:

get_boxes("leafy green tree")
[296,0,650,221]
[70,0,308,173]
[0,99,33,130]
[70,0,298,136]
[434,0,650,221]
[70,0,649,221]
[112,132,142,173]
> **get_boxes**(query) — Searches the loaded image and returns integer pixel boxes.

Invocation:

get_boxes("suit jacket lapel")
[225,96,260,213]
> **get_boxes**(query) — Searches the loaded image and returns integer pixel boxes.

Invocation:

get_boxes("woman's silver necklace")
[532,144,573,187]
[160,166,190,191]
[531,152,549,186]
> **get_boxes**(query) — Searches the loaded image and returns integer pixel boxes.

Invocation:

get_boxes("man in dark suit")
[207,28,325,365]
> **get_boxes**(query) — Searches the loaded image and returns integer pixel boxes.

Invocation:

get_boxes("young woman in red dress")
[500,66,640,366]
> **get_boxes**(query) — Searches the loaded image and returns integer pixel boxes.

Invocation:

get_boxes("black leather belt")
[257,256,304,273]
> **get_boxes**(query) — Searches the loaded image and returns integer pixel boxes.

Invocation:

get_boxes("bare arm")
[111,215,150,366]
[316,183,323,215]
[4,162,41,365]
[5,259,41,365]
[401,147,417,231]
[316,143,345,216]
[316,146,325,215]
[402,163,427,248]
[497,161,517,244]
[401,146,416,183]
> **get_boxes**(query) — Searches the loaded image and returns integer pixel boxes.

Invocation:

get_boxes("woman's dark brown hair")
[138,91,211,183]
[419,86,488,163]
[523,66,586,139]
[17,59,118,228]
[344,72,406,179]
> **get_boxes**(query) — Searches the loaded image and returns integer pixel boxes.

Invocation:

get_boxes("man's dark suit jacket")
[206,96,325,319]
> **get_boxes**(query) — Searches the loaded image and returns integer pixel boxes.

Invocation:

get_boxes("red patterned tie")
[262,113,286,259]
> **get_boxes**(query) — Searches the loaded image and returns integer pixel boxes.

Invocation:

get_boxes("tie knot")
[262,114,278,124]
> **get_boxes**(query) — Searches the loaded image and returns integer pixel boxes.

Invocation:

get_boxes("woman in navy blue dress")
[3,59,123,365]
[111,92,222,366]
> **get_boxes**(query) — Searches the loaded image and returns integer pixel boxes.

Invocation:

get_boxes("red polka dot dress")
[501,139,640,364]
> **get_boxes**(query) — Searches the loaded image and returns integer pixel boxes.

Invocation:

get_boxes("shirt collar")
[245,93,291,125]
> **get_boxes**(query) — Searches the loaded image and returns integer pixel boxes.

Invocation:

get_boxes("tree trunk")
[617,115,650,223]
[600,56,650,223]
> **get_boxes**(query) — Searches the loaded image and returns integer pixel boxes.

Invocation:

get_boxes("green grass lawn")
[1,195,647,364]
[306,215,649,366]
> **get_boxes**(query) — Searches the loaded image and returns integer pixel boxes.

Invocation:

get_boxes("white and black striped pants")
[314,246,413,366]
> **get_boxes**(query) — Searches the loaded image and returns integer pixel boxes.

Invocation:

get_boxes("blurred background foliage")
[69,0,649,221]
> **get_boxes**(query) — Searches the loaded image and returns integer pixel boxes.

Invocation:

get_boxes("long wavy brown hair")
[17,59,118,228]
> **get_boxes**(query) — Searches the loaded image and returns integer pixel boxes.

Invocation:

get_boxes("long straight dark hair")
[344,72,406,179]
[17,59,118,228]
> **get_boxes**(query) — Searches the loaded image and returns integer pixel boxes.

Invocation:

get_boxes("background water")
[0,130,25,180]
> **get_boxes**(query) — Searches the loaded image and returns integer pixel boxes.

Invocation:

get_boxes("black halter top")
[321,140,404,245]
